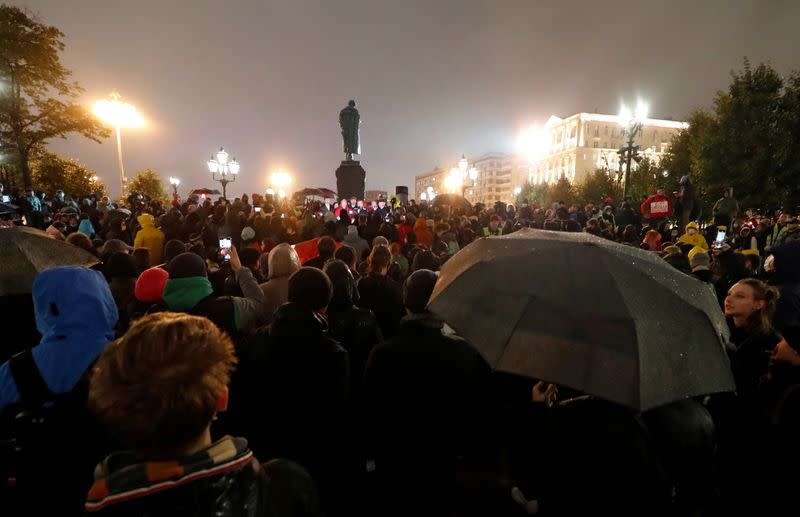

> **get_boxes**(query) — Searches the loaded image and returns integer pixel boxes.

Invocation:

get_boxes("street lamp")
[517,125,551,185]
[268,169,292,203]
[452,154,479,198]
[93,90,145,199]
[617,100,648,199]
[207,146,239,200]
[169,176,181,199]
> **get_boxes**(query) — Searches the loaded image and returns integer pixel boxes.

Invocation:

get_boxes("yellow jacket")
[134,214,165,266]
[678,221,709,250]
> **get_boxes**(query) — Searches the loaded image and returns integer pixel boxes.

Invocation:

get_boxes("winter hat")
[168,252,208,279]
[288,267,332,312]
[106,252,138,279]
[103,239,133,256]
[687,246,706,262]
[690,251,711,272]
[403,269,439,313]
[135,267,169,303]
[163,239,187,264]
[241,226,256,241]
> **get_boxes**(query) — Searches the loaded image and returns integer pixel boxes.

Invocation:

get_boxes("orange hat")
[135,267,169,303]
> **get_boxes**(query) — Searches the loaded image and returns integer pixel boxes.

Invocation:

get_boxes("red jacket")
[641,195,673,219]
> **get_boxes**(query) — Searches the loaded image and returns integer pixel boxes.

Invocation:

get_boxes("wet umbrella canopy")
[189,188,222,196]
[0,226,99,295]
[428,228,734,411]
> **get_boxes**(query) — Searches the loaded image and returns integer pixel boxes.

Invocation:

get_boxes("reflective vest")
[483,226,503,237]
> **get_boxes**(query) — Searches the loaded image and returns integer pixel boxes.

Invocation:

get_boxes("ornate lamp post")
[207,147,239,200]
[617,100,648,199]
[454,154,479,199]
[169,176,181,199]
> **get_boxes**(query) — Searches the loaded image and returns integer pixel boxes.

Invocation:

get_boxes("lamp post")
[453,154,479,199]
[517,126,551,186]
[93,91,145,199]
[169,177,181,199]
[207,147,240,200]
[617,100,648,200]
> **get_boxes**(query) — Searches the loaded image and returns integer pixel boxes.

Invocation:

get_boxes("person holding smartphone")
[158,247,266,335]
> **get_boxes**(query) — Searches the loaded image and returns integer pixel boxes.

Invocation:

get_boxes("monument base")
[335,160,366,201]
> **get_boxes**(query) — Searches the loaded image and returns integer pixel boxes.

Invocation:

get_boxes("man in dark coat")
[363,269,491,516]
[769,241,800,331]
[231,267,351,516]
[357,245,405,338]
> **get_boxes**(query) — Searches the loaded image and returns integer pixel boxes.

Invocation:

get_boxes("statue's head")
[348,100,356,107]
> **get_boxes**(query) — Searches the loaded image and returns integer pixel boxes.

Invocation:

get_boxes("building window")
[593,142,599,148]
[604,126,608,135]
[594,127,599,137]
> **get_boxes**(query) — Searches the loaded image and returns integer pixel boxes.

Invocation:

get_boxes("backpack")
[0,349,105,516]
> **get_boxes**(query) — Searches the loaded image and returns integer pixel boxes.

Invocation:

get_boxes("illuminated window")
[593,142,599,148]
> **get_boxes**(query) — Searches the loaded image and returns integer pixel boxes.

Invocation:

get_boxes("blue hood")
[78,219,95,237]
[0,267,118,412]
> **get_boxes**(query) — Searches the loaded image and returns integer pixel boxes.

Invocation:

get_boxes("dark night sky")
[16,0,800,197]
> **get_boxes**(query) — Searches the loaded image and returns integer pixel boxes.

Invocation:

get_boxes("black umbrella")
[0,226,99,295]
[427,228,734,411]
[189,188,222,196]
[432,193,471,211]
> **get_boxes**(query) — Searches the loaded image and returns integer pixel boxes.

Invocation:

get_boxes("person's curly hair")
[89,312,237,456]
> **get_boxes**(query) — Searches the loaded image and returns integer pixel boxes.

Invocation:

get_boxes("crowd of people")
[1,181,799,516]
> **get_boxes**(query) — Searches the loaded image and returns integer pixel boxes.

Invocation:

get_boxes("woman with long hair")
[724,278,781,397]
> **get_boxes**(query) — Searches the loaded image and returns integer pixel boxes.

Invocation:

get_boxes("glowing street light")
[420,192,428,201]
[271,169,292,189]
[169,176,181,199]
[517,125,551,185]
[617,99,649,199]
[93,91,145,198]
[207,146,239,200]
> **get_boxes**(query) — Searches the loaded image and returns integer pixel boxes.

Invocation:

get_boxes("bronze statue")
[339,100,361,161]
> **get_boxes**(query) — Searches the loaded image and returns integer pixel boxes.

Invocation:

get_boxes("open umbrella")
[0,226,99,296]
[318,187,337,198]
[189,188,222,196]
[432,193,471,211]
[427,228,734,411]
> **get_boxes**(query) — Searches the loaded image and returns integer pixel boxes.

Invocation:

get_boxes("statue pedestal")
[335,160,366,201]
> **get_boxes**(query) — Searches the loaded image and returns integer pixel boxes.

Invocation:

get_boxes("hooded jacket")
[413,218,434,249]
[342,226,370,260]
[78,219,96,238]
[133,214,165,266]
[677,222,709,250]
[259,244,301,325]
[0,267,118,413]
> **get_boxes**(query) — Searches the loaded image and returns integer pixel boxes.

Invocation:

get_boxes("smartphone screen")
[713,230,726,249]
[219,237,232,260]
[254,206,262,213]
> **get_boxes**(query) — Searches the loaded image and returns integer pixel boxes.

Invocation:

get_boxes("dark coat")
[229,303,350,514]
[356,274,404,339]
[363,314,491,514]
[326,302,382,402]
[729,325,782,400]
[771,241,800,331]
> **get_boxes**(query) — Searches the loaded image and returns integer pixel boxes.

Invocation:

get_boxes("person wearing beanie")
[128,267,170,323]
[155,248,265,335]
[689,249,713,283]
[161,239,187,269]
[235,267,349,514]
[133,213,165,267]
[343,225,369,262]
[363,269,490,515]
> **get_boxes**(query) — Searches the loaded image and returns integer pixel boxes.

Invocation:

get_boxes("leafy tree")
[127,168,168,201]
[578,169,620,206]
[516,181,548,206]
[661,59,800,213]
[545,177,575,207]
[32,150,106,198]
[0,6,109,189]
